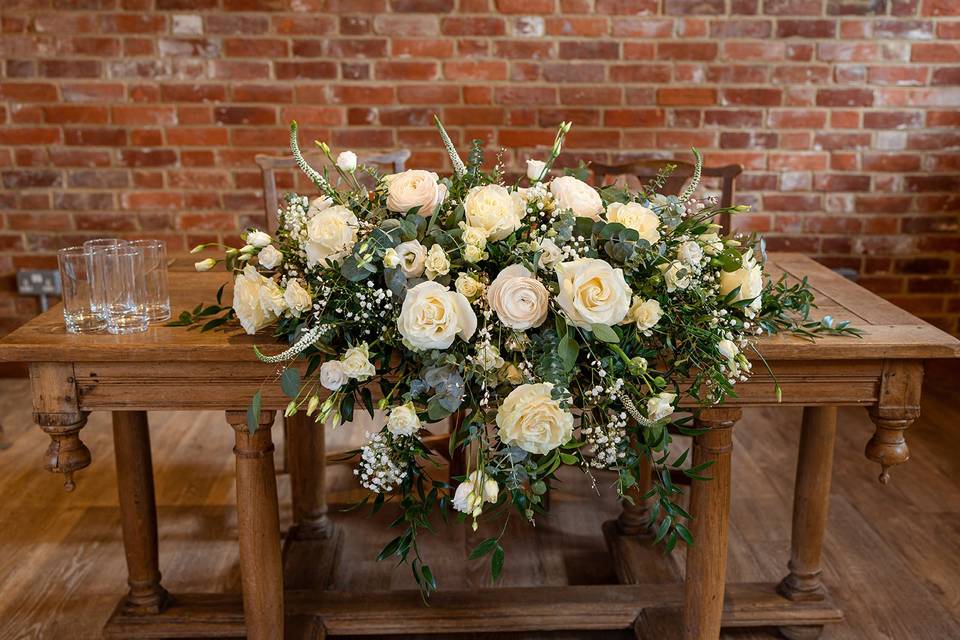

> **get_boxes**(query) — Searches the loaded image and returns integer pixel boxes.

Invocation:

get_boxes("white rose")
[719,253,764,311]
[386,401,421,437]
[305,204,358,267]
[395,240,427,278]
[550,175,603,220]
[258,244,282,269]
[397,281,477,351]
[319,360,347,391]
[384,169,447,217]
[340,343,376,380]
[622,297,662,331]
[536,238,563,269]
[660,261,692,293]
[463,244,484,264]
[283,279,311,317]
[646,392,677,421]
[452,470,499,516]
[554,258,632,329]
[424,243,450,280]
[677,240,704,266]
[496,382,574,455]
[605,202,660,245]
[232,265,276,335]
[472,343,504,371]
[307,196,333,218]
[455,272,485,301]
[336,150,357,172]
[464,184,523,241]
[382,247,400,269]
[460,224,488,250]
[526,159,547,182]
[247,230,271,248]
[258,276,287,317]
[194,258,216,272]
[486,264,549,331]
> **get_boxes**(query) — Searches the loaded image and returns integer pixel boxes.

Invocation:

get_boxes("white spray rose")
[472,343,505,371]
[386,401,421,437]
[232,265,276,335]
[397,281,477,351]
[486,264,549,331]
[384,169,447,217]
[382,247,400,269]
[536,237,563,269]
[555,258,632,329]
[195,258,216,272]
[605,202,660,245]
[646,391,677,421]
[336,150,357,172]
[455,272,485,301]
[258,244,282,269]
[247,230,271,248]
[307,196,333,218]
[622,297,662,331]
[550,175,604,220]
[319,360,347,391]
[424,243,451,280]
[460,224,488,250]
[340,343,375,380]
[526,159,547,181]
[677,239,704,266]
[496,382,574,455]
[719,252,764,312]
[660,261,692,293]
[394,240,427,278]
[283,279,311,317]
[452,470,499,516]
[464,184,523,241]
[463,244,484,264]
[305,204,358,267]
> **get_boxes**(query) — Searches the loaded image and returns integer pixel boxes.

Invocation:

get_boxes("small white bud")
[194,258,216,272]
[336,150,358,172]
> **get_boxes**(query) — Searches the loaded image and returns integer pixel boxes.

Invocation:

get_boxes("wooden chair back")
[254,150,411,234]
[591,160,743,232]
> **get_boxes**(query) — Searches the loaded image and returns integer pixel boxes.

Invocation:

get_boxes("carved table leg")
[227,410,284,640]
[865,360,921,484]
[776,406,837,640]
[618,451,655,536]
[682,407,739,640]
[112,411,169,614]
[37,411,91,492]
[287,412,331,540]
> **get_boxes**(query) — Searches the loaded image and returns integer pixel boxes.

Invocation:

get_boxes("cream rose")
[460,224,488,250]
[455,272,485,301]
[486,264,549,331]
[340,343,375,380]
[384,169,447,217]
[555,258,632,329]
[660,261,692,293]
[463,244,484,263]
[233,265,276,335]
[424,243,450,280]
[719,252,764,312]
[283,279,311,317]
[305,204,358,266]
[536,237,563,269]
[397,281,477,351]
[605,202,660,245]
[258,244,282,269]
[622,296,662,331]
[247,230,271,248]
[550,175,604,220]
[395,240,427,278]
[258,276,287,317]
[496,382,574,455]
[386,401,421,437]
[677,239,704,266]
[646,391,676,421]
[319,360,347,391]
[464,184,524,241]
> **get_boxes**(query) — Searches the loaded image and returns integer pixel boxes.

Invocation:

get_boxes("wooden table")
[0,253,957,640]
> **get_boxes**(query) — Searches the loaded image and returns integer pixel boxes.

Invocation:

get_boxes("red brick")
[704,109,764,127]
[442,17,505,36]
[275,61,337,80]
[120,149,178,168]
[225,38,288,58]
[98,14,166,33]
[1,170,62,189]
[609,64,672,83]
[665,0,725,14]
[375,61,437,81]
[868,66,929,86]
[657,42,718,60]
[762,0,823,15]
[827,0,886,14]
[166,127,230,146]
[657,88,717,105]
[43,105,108,124]
[544,63,606,83]
[548,16,610,36]
[912,42,960,62]
[722,42,786,61]
[814,132,871,150]
[38,60,101,78]
[816,88,874,106]
[495,86,557,105]
[444,60,507,81]
[210,61,272,80]
[932,67,960,85]
[160,84,227,103]
[923,0,960,15]
[442,107,506,125]
[604,108,666,127]
[705,65,770,83]
[767,108,827,128]
[720,131,779,148]
[396,84,458,104]
[0,82,58,101]
[709,19,773,37]
[391,38,455,58]
[559,41,619,59]
[814,174,871,191]
[232,84,293,103]
[112,106,176,125]
[561,86,622,105]
[769,153,829,170]
[596,0,658,13]
[273,16,333,35]
[863,111,923,128]
[863,153,922,171]
[391,0,454,10]
[723,88,782,106]
[214,106,276,125]
[280,107,344,126]
[777,19,836,37]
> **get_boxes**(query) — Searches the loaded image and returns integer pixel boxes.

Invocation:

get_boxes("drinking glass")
[83,238,128,318]
[129,239,170,322]
[95,245,149,335]
[57,246,107,334]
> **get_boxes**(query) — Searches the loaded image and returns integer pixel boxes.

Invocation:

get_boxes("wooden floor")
[0,378,958,640]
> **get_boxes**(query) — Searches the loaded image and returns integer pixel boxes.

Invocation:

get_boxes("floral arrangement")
[180,119,858,595]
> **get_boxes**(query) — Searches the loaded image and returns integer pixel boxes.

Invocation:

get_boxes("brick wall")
[1,0,958,335]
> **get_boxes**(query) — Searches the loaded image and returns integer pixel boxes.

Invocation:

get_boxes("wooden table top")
[1,253,957,364]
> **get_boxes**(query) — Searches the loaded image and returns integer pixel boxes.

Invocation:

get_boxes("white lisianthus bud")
[258,244,282,269]
[306,395,320,417]
[319,360,347,391]
[383,247,401,269]
[526,159,547,182]
[190,244,206,254]
[336,150,358,172]
[247,230,271,248]
[194,258,216,272]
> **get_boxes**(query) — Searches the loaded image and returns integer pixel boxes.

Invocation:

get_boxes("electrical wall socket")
[17,269,61,297]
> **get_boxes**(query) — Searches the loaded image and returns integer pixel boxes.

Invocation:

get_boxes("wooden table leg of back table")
[287,411,331,540]
[112,410,169,614]
[682,407,739,640]
[226,410,284,640]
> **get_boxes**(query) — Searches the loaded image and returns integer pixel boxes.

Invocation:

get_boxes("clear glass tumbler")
[57,246,108,334]
[95,245,149,335]
[83,238,128,318]
[129,239,170,322]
